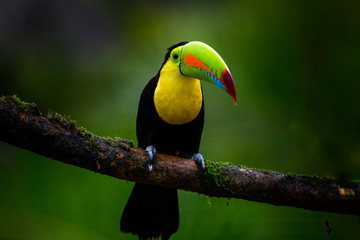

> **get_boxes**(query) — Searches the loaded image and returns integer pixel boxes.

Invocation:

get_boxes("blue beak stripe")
[199,68,225,90]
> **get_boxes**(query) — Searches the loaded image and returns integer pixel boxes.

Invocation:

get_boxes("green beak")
[179,41,236,104]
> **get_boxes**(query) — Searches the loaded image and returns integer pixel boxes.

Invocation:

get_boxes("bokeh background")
[1,0,359,239]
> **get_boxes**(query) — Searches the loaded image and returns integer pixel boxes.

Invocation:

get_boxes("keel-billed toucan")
[120,41,236,240]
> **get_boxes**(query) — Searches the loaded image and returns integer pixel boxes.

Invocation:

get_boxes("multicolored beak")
[179,41,236,104]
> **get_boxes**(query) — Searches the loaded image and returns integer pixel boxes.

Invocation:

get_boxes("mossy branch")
[1,95,359,216]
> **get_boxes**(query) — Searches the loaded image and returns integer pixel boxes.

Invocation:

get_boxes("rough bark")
[0,95,359,216]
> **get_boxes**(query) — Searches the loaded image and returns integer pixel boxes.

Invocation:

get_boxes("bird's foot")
[145,145,157,171]
[192,153,206,170]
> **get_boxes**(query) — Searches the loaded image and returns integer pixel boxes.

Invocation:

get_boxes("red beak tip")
[230,92,237,105]
[222,69,237,105]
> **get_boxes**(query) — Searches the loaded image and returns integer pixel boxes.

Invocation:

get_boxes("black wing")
[136,73,160,149]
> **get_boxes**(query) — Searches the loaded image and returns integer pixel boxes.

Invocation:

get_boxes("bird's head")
[164,41,236,104]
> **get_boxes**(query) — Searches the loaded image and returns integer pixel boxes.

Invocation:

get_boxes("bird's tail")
[120,183,179,240]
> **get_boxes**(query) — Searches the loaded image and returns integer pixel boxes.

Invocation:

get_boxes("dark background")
[1,0,359,239]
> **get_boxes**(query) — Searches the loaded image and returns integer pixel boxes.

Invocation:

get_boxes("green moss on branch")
[1,95,359,216]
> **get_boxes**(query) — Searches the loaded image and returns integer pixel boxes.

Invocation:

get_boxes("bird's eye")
[171,49,180,63]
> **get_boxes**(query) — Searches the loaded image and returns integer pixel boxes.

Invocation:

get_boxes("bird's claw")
[148,165,153,171]
[146,145,156,160]
[192,153,205,170]
[146,145,157,171]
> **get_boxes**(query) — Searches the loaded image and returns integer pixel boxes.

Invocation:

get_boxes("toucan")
[120,41,236,240]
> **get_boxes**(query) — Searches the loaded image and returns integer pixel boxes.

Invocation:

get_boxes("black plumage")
[120,42,204,240]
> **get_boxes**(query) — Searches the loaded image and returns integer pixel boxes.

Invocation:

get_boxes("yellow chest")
[154,63,203,125]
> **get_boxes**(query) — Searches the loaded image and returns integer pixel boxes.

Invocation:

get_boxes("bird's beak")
[179,41,236,104]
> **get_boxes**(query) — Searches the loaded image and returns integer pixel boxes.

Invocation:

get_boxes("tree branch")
[1,95,359,216]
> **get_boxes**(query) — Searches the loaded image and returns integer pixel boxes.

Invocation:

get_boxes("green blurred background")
[1,0,359,239]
